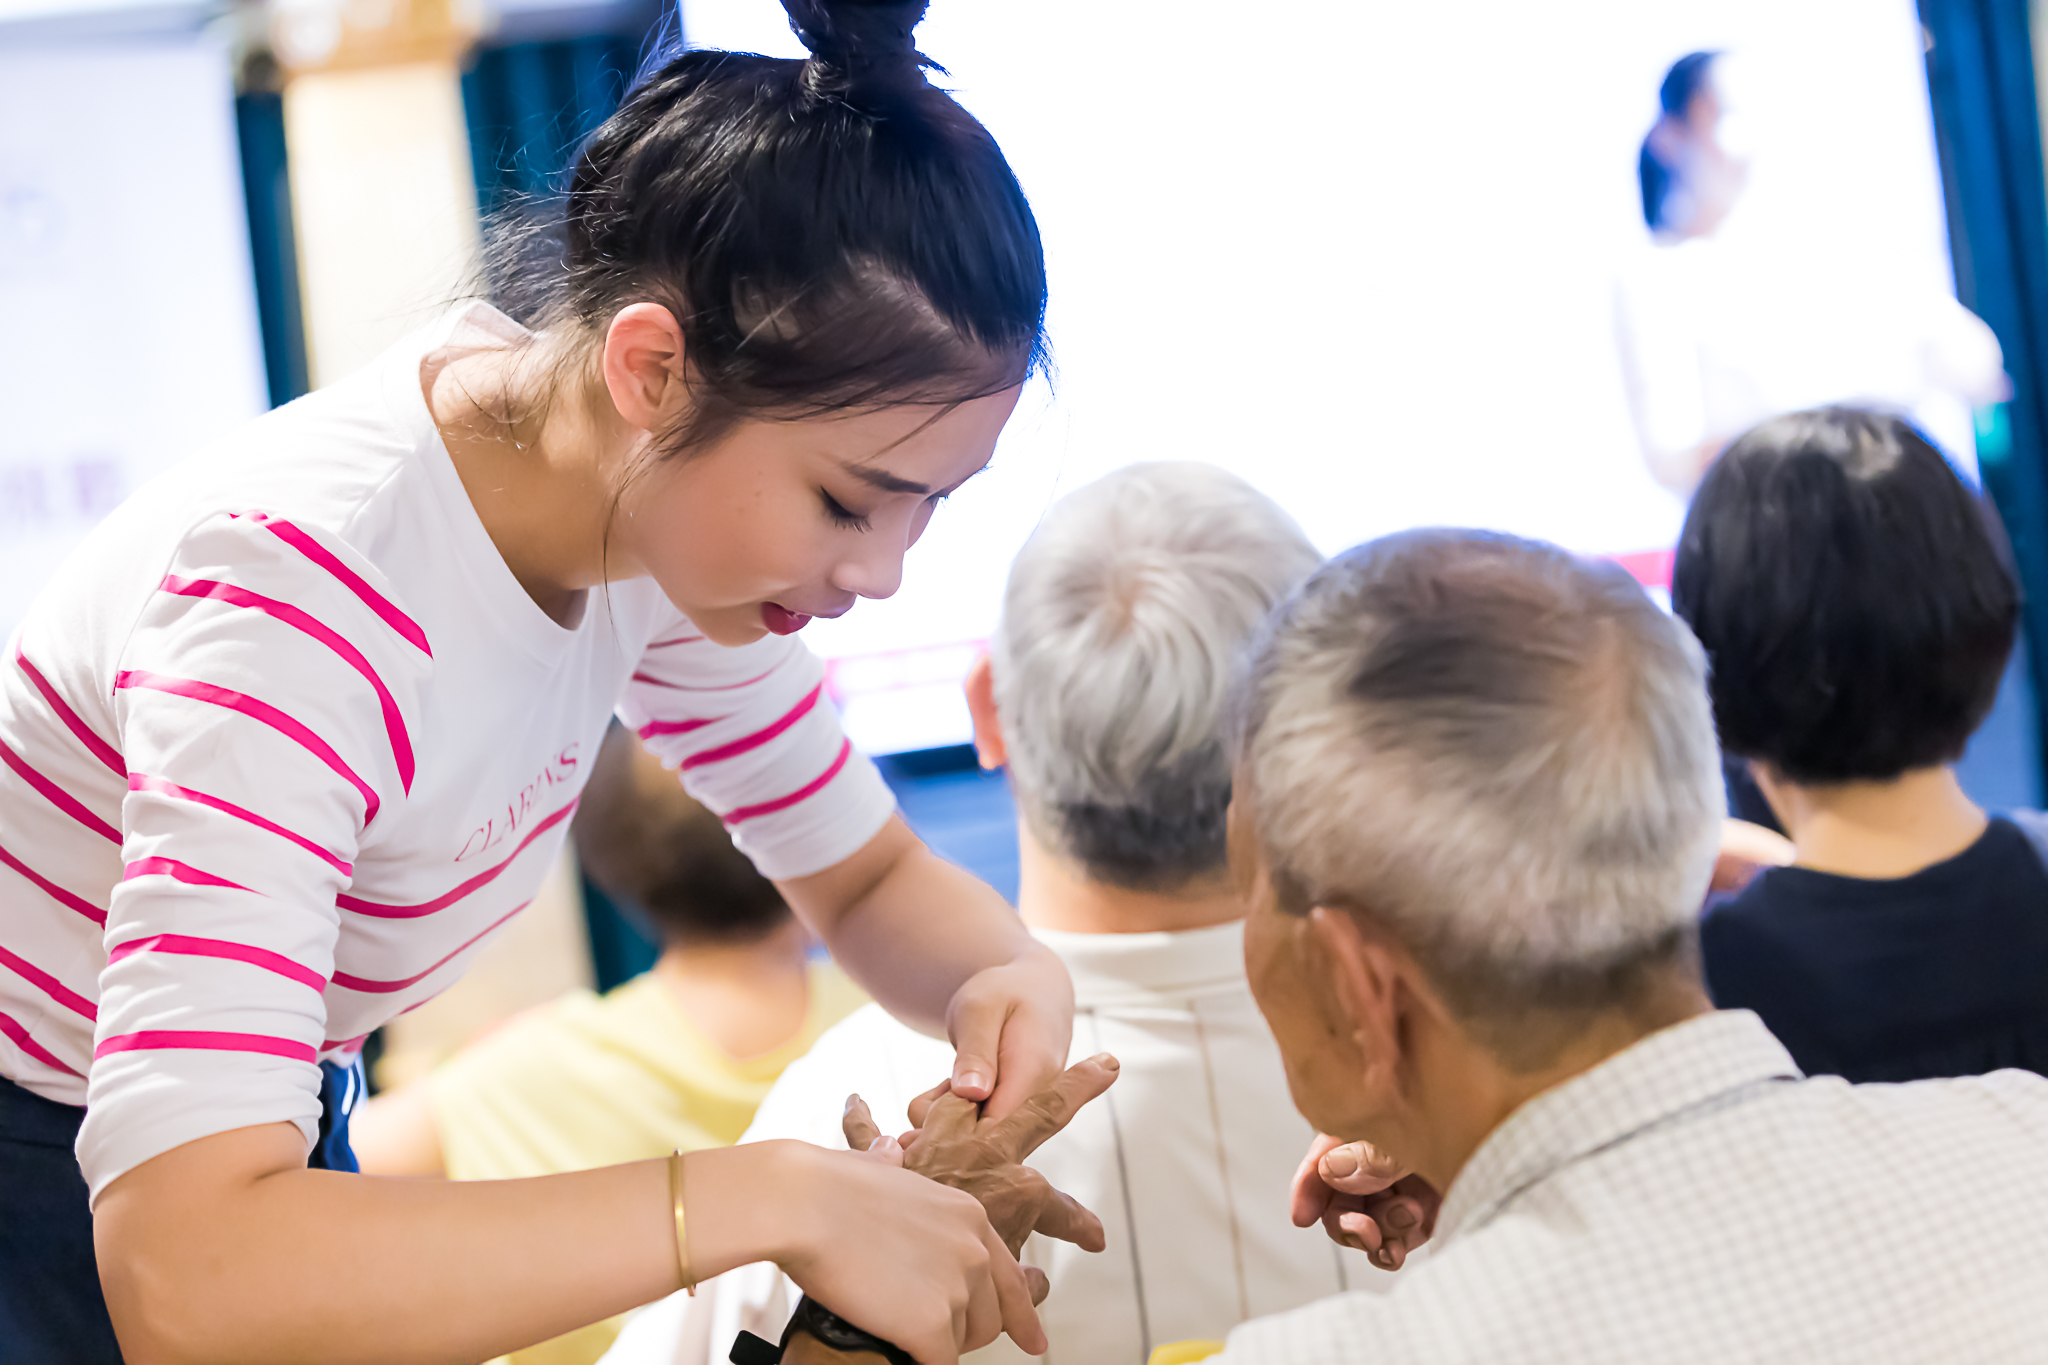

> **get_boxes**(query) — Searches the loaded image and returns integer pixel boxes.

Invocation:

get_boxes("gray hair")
[1232,530,1722,1048]
[993,462,1322,889]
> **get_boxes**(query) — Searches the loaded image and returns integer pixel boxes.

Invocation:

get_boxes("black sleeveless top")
[1702,816,2048,1083]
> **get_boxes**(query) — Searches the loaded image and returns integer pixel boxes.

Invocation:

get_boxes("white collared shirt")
[602,921,1383,1365]
[1218,1010,2048,1365]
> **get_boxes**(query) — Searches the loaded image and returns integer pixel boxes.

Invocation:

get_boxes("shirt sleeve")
[617,620,895,882]
[79,511,431,1202]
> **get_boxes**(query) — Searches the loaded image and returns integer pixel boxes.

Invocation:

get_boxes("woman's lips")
[761,602,814,636]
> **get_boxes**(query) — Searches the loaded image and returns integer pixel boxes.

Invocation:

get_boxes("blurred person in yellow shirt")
[351,724,865,1364]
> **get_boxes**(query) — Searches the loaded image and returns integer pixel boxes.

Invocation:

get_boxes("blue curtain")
[462,34,652,217]
[1921,0,2048,786]
[235,88,310,408]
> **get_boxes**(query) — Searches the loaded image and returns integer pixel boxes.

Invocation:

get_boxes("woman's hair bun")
[782,0,938,102]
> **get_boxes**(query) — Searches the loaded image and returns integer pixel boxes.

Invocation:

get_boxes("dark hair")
[487,0,1047,456]
[1671,407,2020,784]
[573,727,792,944]
[1639,50,1718,231]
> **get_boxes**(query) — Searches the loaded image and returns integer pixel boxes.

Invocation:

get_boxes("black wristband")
[778,1295,921,1365]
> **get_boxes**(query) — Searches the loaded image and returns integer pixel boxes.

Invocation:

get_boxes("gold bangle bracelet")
[668,1150,696,1295]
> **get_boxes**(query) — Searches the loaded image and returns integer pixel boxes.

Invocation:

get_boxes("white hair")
[993,462,1321,888]
[1233,530,1722,1039]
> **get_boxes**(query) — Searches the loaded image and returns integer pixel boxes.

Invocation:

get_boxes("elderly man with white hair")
[1200,528,2048,1364]
[601,461,1398,1365]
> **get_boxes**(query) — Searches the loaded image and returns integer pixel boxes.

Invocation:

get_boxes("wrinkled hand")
[845,1054,1118,1263]
[1290,1133,1440,1271]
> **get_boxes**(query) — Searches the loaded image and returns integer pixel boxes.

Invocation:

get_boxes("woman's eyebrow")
[844,463,932,496]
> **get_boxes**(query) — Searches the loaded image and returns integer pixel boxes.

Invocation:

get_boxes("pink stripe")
[95,1029,316,1064]
[323,1031,370,1053]
[682,683,823,772]
[109,934,326,994]
[336,798,578,919]
[647,635,706,648]
[332,898,530,994]
[636,716,721,740]
[0,1008,81,1077]
[724,738,853,825]
[247,514,432,658]
[0,843,106,925]
[1608,547,1676,592]
[0,944,96,1020]
[0,736,120,843]
[12,646,123,776]
[114,671,379,826]
[128,774,352,877]
[123,857,253,893]
[159,575,415,792]
[632,666,778,693]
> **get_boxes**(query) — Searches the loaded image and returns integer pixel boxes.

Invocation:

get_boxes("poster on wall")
[0,26,268,646]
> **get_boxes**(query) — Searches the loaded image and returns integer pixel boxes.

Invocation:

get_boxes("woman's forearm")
[779,816,1046,1034]
[95,1123,801,1365]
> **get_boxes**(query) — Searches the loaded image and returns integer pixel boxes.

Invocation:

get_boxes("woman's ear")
[1307,906,1406,1110]
[963,654,1007,771]
[600,303,688,433]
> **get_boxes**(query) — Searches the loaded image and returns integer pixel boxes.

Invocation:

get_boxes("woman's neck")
[651,920,816,1062]
[1753,763,1989,880]
[424,342,629,626]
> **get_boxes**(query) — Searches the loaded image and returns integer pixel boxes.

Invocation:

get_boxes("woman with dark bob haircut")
[0,3,1086,1362]
[1674,406,2048,1085]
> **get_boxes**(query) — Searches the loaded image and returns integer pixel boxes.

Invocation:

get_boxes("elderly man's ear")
[963,654,1008,771]
[1305,906,1415,1115]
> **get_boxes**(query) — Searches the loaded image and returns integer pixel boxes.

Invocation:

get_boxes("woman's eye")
[820,491,873,532]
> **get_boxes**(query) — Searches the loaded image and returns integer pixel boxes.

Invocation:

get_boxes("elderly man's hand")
[844,1054,1118,1260]
[1290,1133,1441,1271]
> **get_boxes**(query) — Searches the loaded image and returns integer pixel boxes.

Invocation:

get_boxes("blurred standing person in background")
[1615,50,2005,494]
[351,725,869,1365]
[0,3,1086,1361]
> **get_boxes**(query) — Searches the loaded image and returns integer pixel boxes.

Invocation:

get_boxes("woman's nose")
[830,526,909,601]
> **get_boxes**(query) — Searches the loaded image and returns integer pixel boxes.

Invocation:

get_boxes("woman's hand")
[943,943,1075,1119]
[1289,1133,1440,1271]
[689,1140,1044,1365]
[776,817,1075,1122]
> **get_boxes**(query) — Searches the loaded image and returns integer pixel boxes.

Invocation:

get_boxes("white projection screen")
[684,0,1976,755]
[0,24,269,649]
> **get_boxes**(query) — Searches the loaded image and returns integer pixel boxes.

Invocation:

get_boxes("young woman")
[0,2,1075,1361]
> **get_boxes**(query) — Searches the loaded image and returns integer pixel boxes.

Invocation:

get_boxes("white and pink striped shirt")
[0,303,895,1200]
